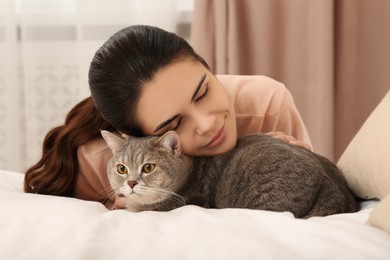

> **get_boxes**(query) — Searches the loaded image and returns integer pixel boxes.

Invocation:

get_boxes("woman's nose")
[194,112,215,135]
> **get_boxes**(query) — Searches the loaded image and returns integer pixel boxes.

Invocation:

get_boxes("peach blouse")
[74,75,311,208]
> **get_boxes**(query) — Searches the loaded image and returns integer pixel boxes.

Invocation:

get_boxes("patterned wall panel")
[0,66,5,169]
[0,60,23,172]
[23,61,88,167]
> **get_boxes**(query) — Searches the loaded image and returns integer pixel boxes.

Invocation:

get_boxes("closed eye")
[195,85,209,102]
[172,85,209,131]
[172,117,183,131]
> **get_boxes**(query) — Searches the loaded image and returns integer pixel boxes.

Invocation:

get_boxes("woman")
[24,25,311,209]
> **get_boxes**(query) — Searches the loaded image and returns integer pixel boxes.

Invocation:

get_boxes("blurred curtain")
[0,0,193,171]
[191,0,390,161]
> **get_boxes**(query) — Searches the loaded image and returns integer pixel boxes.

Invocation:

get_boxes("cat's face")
[101,131,190,211]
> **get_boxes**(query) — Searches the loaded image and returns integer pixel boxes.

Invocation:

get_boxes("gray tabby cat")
[101,130,358,218]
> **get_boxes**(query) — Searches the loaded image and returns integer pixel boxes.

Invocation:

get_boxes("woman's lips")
[205,124,226,148]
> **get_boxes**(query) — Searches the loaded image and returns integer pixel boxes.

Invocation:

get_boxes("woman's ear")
[101,130,125,154]
[156,131,181,157]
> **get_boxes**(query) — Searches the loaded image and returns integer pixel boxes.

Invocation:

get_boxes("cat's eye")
[116,164,128,175]
[142,163,156,174]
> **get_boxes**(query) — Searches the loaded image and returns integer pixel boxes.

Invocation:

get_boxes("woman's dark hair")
[24,25,209,196]
[90,25,209,136]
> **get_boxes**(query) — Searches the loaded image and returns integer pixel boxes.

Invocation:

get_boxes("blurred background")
[0,0,389,172]
[0,0,194,172]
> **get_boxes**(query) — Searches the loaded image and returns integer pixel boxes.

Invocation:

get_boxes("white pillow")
[368,193,390,232]
[337,90,390,200]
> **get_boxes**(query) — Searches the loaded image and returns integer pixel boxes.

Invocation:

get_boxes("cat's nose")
[127,180,138,188]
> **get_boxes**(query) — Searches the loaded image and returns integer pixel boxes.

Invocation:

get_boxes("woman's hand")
[265,131,312,151]
[113,195,127,210]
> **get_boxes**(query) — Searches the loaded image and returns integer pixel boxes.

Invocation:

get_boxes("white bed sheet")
[1,169,390,260]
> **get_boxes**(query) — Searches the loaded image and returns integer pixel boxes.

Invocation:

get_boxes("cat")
[101,130,359,218]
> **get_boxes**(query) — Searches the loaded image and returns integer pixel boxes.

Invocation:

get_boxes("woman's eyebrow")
[191,73,207,103]
[153,73,207,133]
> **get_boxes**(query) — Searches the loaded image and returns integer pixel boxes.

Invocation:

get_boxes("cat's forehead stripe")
[135,151,144,165]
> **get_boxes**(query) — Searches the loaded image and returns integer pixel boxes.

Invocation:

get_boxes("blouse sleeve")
[261,85,312,146]
[74,137,115,209]
[219,75,311,146]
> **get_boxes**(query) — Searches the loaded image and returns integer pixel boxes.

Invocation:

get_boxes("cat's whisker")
[98,184,122,206]
[98,185,116,197]
[145,186,187,206]
[165,192,187,206]
[98,186,114,197]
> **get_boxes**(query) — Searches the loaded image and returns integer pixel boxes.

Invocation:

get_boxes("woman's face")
[135,59,237,156]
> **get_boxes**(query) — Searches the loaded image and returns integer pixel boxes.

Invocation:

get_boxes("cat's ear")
[101,130,125,154]
[156,131,181,157]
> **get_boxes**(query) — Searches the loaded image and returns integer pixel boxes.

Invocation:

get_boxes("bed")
[0,169,389,260]
[1,89,390,260]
